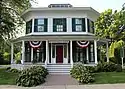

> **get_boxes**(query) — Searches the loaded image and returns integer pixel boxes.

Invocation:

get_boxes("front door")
[56,46,63,63]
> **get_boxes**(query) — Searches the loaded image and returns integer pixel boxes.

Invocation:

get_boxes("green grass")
[94,72,125,84]
[0,68,19,85]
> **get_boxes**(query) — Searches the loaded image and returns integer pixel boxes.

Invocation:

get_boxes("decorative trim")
[77,41,89,48]
[29,41,42,48]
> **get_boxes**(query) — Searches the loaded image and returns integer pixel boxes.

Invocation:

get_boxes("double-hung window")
[26,20,32,34]
[72,18,85,32]
[87,19,94,33]
[34,18,48,32]
[53,18,66,32]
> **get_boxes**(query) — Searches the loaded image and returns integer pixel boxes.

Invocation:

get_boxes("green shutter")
[34,19,38,32]
[72,18,75,32]
[82,18,85,32]
[44,18,48,32]
[63,18,66,32]
[87,19,90,32]
[53,19,56,32]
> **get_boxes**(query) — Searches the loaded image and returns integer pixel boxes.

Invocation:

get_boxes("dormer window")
[72,18,85,32]
[53,18,66,32]
[34,18,48,32]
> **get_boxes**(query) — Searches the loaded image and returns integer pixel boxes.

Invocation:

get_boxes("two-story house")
[11,4,109,74]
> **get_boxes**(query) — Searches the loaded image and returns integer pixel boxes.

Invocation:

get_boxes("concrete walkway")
[0,84,125,89]
[43,74,79,86]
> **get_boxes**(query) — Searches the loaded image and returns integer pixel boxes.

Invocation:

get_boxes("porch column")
[94,40,98,64]
[31,47,33,62]
[11,43,14,64]
[86,47,89,63]
[45,40,48,68]
[106,42,109,62]
[70,40,73,68]
[21,40,25,64]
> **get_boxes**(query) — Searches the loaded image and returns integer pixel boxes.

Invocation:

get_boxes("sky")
[32,0,125,12]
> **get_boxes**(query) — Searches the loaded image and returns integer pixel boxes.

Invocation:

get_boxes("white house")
[11,4,109,74]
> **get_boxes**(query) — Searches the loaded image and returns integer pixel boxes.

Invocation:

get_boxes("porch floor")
[43,74,79,86]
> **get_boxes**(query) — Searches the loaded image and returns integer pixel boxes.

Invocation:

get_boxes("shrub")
[85,66,96,73]
[115,64,122,72]
[16,66,48,87]
[70,64,95,84]
[95,62,116,72]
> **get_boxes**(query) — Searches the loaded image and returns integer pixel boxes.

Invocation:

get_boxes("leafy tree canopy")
[0,0,34,52]
[95,6,125,59]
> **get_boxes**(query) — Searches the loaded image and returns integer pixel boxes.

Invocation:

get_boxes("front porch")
[11,35,109,74]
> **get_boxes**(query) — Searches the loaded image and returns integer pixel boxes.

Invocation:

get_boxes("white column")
[31,47,33,62]
[45,40,48,68]
[86,47,89,63]
[48,18,53,32]
[94,40,98,64]
[21,40,25,64]
[11,43,14,64]
[32,19,34,33]
[67,18,72,32]
[85,18,88,33]
[70,40,73,68]
[106,42,109,62]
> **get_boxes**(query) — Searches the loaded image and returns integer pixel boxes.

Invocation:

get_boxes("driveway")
[0,84,125,89]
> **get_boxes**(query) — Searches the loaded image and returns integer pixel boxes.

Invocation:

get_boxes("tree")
[0,0,34,53]
[95,7,125,63]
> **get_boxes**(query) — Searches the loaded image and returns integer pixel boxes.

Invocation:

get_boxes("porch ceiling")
[11,35,110,43]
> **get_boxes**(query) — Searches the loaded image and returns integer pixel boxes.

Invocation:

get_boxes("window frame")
[53,18,67,32]
[34,18,47,32]
[72,18,85,32]
[26,20,32,34]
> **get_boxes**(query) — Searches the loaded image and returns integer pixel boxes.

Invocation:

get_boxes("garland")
[29,41,42,48]
[77,41,89,48]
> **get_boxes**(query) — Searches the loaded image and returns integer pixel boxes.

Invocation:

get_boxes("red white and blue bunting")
[29,41,42,48]
[77,41,89,48]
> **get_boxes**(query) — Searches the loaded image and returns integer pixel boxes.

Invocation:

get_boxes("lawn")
[0,68,19,85]
[94,72,125,84]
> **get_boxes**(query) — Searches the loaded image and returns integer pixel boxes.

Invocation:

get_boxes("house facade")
[11,4,109,74]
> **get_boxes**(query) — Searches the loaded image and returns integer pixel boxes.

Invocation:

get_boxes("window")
[25,42,31,62]
[34,18,48,32]
[53,18,66,32]
[26,20,32,34]
[64,45,67,58]
[88,42,95,62]
[52,45,55,58]
[72,18,85,32]
[87,19,94,33]
[33,41,46,63]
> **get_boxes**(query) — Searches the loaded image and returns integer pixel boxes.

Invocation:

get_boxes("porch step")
[47,64,71,74]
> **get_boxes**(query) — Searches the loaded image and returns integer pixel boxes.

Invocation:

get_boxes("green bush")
[115,64,122,72]
[95,62,116,72]
[85,66,96,73]
[70,64,95,84]
[16,66,48,87]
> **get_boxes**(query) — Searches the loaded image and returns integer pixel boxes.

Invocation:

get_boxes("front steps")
[47,64,71,74]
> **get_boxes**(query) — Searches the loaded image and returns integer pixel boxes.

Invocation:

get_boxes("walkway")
[0,84,125,89]
[43,74,79,86]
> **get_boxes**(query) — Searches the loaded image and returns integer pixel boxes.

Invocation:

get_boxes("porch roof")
[11,34,110,43]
